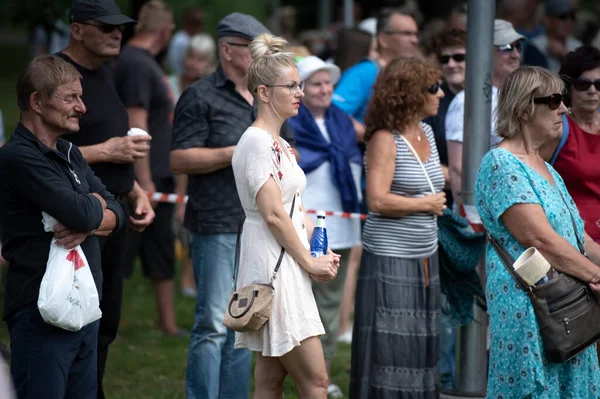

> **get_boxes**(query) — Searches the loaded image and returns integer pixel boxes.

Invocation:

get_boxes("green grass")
[0,42,352,398]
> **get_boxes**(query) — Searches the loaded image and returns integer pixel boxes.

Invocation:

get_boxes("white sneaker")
[327,384,343,398]
[337,326,353,344]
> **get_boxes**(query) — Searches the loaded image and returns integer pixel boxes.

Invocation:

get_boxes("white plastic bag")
[37,212,102,331]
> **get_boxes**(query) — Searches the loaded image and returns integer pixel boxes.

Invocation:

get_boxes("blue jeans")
[186,233,252,399]
[438,295,456,390]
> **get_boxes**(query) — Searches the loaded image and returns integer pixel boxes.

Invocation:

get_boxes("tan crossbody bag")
[223,194,296,332]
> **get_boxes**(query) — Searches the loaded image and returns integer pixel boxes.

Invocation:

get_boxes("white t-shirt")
[445,86,502,148]
[303,118,362,250]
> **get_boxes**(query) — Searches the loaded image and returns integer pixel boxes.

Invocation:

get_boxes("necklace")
[417,134,422,142]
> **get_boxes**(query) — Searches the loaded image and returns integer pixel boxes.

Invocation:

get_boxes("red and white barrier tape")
[148,192,188,204]
[146,192,367,220]
[304,209,367,220]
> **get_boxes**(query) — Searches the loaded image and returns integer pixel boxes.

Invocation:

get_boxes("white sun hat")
[296,56,341,85]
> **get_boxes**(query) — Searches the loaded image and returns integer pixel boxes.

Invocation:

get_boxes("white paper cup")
[513,247,551,286]
[127,128,149,137]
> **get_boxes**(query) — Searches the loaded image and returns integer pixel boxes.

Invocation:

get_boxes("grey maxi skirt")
[349,249,441,399]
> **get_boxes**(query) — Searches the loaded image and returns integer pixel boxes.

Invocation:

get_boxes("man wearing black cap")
[171,12,296,399]
[56,1,156,398]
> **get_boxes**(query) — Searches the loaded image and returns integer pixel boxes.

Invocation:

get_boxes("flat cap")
[216,12,270,41]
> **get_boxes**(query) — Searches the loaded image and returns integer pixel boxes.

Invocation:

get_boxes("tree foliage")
[6,0,72,31]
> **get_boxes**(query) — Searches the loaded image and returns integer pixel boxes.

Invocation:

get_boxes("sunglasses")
[571,78,600,91]
[227,42,249,48]
[439,53,466,64]
[78,22,126,34]
[495,40,522,54]
[556,12,576,21]
[533,93,563,110]
[427,82,441,94]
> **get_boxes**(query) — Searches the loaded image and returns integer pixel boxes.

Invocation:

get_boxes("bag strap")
[488,189,586,293]
[549,114,569,166]
[232,193,297,290]
[557,189,586,256]
[487,235,532,292]
[398,133,437,194]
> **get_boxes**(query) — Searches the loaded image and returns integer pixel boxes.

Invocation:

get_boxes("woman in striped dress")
[349,57,447,399]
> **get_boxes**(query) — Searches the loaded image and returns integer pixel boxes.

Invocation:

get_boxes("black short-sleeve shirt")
[57,52,134,195]
[172,65,296,234]
[115,45,174,183]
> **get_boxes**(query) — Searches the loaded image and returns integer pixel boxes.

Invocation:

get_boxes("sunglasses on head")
[439,53,466,64]
[427,82,441,94]
[571,78,600,91]
[495,40,522,53]
[79,21,126,34]
[533,93,563,110]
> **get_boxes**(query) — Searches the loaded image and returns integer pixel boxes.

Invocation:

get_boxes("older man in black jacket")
[0,54,124,399]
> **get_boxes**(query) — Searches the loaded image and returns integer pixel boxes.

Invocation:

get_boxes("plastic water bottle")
[310,211,328,258]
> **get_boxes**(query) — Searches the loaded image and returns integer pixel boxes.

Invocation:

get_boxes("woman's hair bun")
[249,33,289,61]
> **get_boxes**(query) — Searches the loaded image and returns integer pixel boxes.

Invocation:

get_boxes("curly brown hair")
[364,58,441,140]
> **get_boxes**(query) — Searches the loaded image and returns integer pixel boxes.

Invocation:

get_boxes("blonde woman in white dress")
[231,33,341,399]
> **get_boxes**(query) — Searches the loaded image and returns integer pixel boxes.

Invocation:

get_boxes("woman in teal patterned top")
[475,66,600,398]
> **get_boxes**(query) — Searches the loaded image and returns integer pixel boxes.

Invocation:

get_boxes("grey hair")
[496,66,565,139]
[247,33,296,94]
[187,33,216,64]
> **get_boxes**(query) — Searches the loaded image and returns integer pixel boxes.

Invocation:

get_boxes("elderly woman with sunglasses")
[350,58,446,399]
[475,66,600,399]
[544,45,600,245]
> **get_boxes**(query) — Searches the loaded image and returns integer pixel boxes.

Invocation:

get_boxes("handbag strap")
[557,189,586,256]
[488,188,586,293]
[488,235,532,293]
[232,193,297,290]
[398,133,437,194]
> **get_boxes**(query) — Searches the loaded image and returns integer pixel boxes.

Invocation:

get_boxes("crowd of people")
[0,0,600,398]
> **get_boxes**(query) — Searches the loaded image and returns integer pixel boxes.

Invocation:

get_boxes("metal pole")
[343,0,353,28]
[452,0,495,396]
[318,0,332,30]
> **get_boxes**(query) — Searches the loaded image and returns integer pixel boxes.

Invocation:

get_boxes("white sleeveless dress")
[231,127,325,357]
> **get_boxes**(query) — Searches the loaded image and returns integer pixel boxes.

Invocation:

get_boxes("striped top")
[362,123,445,258]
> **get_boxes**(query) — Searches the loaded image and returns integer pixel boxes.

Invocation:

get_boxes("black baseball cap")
[70,0,136,25]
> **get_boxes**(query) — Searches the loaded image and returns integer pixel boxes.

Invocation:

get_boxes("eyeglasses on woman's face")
[265,81,305,95]
[439,53,466,64]
[427,82,441,94]
[533,93,564,110]
[571,78,600,92]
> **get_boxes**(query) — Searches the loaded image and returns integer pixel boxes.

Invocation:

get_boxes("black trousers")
[96,199,130,399]
[7,305,99,399]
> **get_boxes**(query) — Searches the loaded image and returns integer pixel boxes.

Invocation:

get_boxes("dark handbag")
[223,195,296,332]
[489,194,600,363]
